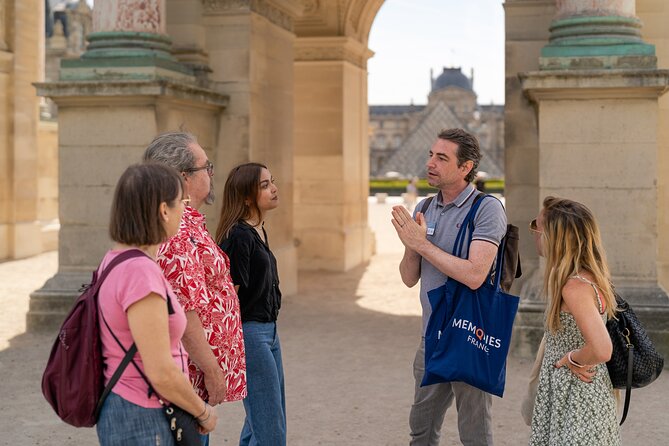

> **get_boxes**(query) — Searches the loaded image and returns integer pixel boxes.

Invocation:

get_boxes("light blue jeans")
[97,392,174,446]
[239,321,286,446]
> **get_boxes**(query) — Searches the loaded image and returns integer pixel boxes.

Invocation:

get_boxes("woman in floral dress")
[528,197,620,446]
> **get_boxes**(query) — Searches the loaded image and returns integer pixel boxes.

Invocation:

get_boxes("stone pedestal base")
[29,79,227,331]
[513,289,669,367]
[512,69,669,364]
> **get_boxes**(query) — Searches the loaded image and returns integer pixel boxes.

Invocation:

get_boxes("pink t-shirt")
[98,249,188,408]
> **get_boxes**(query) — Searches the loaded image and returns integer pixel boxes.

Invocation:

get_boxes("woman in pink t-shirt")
[96,163,217,446]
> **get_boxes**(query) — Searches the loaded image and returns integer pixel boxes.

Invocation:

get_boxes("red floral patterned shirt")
[157,206,247,402]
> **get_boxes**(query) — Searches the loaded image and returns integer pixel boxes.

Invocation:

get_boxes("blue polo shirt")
[416,184,507,332]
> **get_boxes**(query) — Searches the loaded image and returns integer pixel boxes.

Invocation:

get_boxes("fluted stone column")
[29,0,227,330]
[513,0,669,360]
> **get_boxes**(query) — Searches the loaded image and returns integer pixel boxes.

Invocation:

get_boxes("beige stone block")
[540,142,656,189]
[272,243,297,296]
[12,221,42,259]
[41,221,59,252]
[57,106,158,147]
[539,99,659,144]
[59,185,114,226]
[343,224,365,271]
[505,184,541,265]
[505,41,544,75]
[0,224,9,259]
[539,186,658,279]
[155,104,219,145]
[294,156,343,181]
[60,145,145,188]
[504,1,555,41]
[538,187,656,232]
[297,229,345,271]
[638,0,668,14]
[296,180,345,204]
[58,224,111,270]
[209,48,250,81]
[294,203,342,230]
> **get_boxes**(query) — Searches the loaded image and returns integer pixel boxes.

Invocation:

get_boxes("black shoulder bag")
[606,292,664,425]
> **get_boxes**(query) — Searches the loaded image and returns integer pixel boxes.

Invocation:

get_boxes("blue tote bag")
[421,196,520,397]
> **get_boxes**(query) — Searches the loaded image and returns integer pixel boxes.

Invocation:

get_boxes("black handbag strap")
[95,342,138,419]
[92,249,149,419]
[620,345,634,425]
[98,286,181,412]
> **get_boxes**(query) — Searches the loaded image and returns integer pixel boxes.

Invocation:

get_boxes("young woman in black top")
[216,162,285,446]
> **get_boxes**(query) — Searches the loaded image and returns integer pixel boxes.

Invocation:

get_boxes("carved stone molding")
[201,0,296,32]
[294,36,373,68]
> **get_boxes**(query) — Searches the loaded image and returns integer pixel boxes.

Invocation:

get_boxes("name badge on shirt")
[426,224,436,236]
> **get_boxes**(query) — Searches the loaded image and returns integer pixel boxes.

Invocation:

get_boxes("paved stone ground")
[1,197,668,445]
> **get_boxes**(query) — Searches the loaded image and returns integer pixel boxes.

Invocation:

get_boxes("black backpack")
[420,192,521,292]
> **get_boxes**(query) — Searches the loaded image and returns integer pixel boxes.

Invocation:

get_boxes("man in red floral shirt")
[143,133,247,411]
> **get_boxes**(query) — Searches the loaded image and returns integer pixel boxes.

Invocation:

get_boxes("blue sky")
[368,0,506,105]
[85,0,506,105]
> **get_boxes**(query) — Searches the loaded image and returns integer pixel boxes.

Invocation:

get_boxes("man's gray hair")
[143,132,198,173]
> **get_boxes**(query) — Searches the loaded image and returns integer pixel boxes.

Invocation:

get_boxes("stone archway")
[292,0,384,271]
[23,0,669,364]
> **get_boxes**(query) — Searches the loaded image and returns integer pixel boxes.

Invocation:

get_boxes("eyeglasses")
[181,196,191,206]
[184,160,214,176]
[529,219,543,234]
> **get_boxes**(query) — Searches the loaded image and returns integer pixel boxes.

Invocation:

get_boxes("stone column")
[0,1,8,51]
[29,0,227,330]
[540,0,655,70]
[166,0,211,80]
[293,36,375,271]
[0,0,43,260]
[516,0,669,359]
[201,0,302,296]
[59,0,191,82]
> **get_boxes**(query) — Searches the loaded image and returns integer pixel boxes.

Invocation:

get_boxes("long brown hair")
[215,162,268,243]
[541,196,616,332]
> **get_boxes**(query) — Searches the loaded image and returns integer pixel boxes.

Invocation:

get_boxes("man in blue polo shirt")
[392,128,507,446]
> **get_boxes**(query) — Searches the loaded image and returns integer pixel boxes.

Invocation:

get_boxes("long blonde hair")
[541,197,616,332]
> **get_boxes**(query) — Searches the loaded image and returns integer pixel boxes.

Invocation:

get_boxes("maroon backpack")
[41,249,146,427]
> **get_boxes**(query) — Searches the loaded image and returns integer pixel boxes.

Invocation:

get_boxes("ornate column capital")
[201,0,303,32]
[294,36,374,69]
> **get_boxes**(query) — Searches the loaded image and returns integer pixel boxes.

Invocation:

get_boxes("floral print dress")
[529,309,620,446]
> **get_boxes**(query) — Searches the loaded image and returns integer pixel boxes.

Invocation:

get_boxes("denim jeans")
[97,392,174,446]
[239,321,286,446]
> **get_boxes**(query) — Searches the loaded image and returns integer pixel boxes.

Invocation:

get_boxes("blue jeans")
[97,392,174,446]
[239,321,286,446]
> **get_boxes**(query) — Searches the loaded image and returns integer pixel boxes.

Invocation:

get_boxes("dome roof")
[432,67,472,92]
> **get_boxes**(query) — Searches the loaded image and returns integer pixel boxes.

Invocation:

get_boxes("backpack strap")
[98,289,181,414]
[419,195,434,215]
[92,249,151,419]
[419,191,487,216]
[94,249,147,290]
